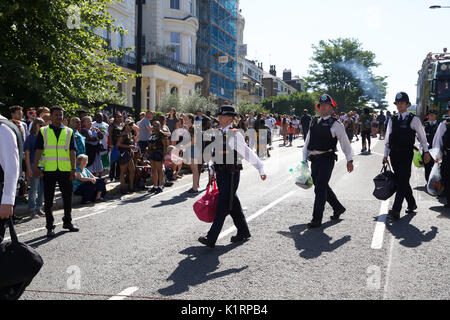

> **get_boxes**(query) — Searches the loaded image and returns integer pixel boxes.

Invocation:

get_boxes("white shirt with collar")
[303,115,354,162]
[0,116,20,205]
[209,125,266,176]
[383,111,429,158]
[432,119,449,151]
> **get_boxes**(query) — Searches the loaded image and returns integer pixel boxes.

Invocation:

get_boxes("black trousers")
[74,178,106,203]
[207,170,249,244]
[310,155,345,224]
[43,171,73,230]
[390,150,416,212]
[442,152,450,205]
[423,151,434,183]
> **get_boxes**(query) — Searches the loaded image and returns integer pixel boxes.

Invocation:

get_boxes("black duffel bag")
[373,163,396,201]
[0,217,43,300]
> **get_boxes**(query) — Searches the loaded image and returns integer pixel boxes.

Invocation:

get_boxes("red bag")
[193,182,219,223]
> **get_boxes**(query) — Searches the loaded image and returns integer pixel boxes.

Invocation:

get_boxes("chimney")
[269,65,277,77]
[283,69,292,81]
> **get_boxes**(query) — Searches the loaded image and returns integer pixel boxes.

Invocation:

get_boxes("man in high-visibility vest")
[33,106,79,238]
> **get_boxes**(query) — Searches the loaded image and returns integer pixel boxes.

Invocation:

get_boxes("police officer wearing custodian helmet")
[303,94,354,229]
[383,92,431,220]
[432,101,450,209]
[198,105,267,248]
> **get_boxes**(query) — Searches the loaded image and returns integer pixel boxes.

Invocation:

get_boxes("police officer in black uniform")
[0,113,22,242]
[432,101,450,209]
[303,94,354,228]
[383,92,431,220]
[423,109,439,183]
[198,106,267,248]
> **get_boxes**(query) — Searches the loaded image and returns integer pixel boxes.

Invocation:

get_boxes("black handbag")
[0,217,43,300]
[373,164,397,201]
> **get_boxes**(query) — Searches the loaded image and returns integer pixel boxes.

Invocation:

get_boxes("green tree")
[0,0,136,115]
[235,100,269,115]
[261,92,317,116]
[305,38,388,113]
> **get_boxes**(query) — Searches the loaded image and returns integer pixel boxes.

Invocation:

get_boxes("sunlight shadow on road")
[385,215,438,248]
[277,221,351,260]
[158,243,248,297]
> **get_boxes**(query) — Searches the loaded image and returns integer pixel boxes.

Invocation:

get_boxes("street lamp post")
[429,5,450,9]
[135,0,143,119]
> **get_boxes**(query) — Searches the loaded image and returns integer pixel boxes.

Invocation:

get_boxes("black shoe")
[406,204,418,214]
[154,188,163,195]
[388,209,400,220]
[198,237,215,248]
[63,224,79,232]
[331,207,346,220]
[307,221,322,229]
[148,187,157,194]
[230,233,251,243]
[444,204,450,209]
[188,188,199,194]
[47,229,56,238]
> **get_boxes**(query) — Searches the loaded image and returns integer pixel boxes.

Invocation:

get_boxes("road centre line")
[371,200,390,250]
[108,287,139,300]
[218,190,295,240]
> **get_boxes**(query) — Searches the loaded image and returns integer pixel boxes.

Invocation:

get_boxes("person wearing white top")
[383,92,431,219]
[303,94,354,228]
[431,102,450,209]
[198,105,267,248]
[0,115,21,240]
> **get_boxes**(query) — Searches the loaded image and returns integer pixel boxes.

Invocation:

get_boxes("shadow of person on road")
[426,206,450,220]
[158,243,248,296]
[152,191,202,208]
[278,221,351,260]
[24,231,69,248]
[385,214,438,248]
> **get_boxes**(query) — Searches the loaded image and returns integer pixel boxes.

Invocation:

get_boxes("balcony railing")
[145,52,201,76]
[108,54,136,69]
[235,82,264,97]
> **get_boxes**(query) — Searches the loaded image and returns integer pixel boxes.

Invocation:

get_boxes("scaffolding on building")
[197,0,238,102]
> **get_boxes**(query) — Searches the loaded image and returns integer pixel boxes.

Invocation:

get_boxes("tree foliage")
[260,91,318,116]
[0,0,135,115]
[305,38,388,112]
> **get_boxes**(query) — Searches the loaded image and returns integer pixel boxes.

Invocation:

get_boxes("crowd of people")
[2,100,449,225]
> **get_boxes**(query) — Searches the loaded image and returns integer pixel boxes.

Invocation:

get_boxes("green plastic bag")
[290,161,313,189]
[413,148,423,168]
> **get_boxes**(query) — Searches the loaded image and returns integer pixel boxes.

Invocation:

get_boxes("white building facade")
[235,11,265,104]
[102,0,202,111]
[141,0,202,110]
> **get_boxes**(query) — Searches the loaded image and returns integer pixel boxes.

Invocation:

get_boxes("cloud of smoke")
[335,59,382,100]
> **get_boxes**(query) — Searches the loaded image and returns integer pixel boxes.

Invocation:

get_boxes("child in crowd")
[287,122,295,147]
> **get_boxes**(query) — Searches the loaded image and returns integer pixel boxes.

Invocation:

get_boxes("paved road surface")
[7,134,448,300]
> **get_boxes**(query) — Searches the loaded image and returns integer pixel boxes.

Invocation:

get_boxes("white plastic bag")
[290,161,313,189]
[429,148,443,163]
[427,163,445,196]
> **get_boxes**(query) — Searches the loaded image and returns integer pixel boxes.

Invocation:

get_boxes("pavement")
[4,133,448,301]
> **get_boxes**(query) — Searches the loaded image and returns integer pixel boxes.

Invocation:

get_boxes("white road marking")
[383,235,395,300]
[108,287,139,300]
[371,200,390,249]
[218,190,295,240]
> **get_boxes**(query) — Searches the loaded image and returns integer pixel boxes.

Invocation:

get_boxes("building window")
[170,32,181,61]
[188,0,194,15]
[188,37,193,64]
[118,32,124,49]
[170,0,180,9]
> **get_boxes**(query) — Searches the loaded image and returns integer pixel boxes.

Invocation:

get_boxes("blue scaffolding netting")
[197,0,237,101]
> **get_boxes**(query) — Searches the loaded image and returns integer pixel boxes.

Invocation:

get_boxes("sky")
[239,0,449,111]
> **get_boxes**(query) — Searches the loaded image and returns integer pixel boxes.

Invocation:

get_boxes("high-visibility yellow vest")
[41,126,73,172]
